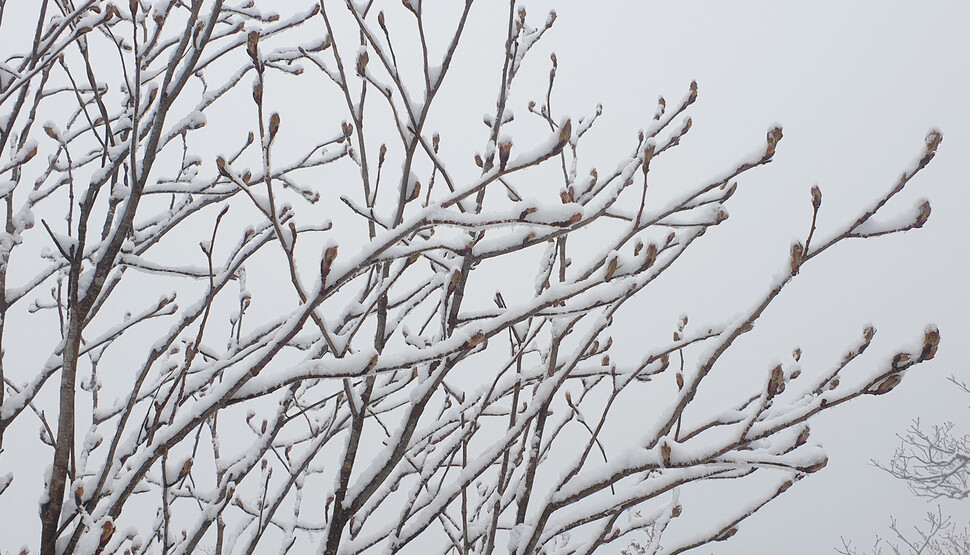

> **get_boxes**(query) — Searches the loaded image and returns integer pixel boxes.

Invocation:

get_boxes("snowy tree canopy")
[0,1,945,554]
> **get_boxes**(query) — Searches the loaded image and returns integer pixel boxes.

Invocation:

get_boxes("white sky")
[519,1,970,552]
[301,1,970,550]
[1,1,968,553]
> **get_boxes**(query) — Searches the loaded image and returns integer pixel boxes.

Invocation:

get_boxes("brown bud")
[100,520,115,548]
[795,426,810,447]
[811,185,822,211]
[640,243,658,271]
[498,141,512,171]
[675,372,684,390]
[871,374,902,395]
[252,82,263,105]
[921,326,940,360]
[464,330,486,350]
[268,112,280,139]
[246,31,260,61]
[660,441,671,466]
[216,156,230,178]
[792,347,802,362]
[688,80,698,105]
[356,50,369,76]
[765,125,784,158]
[407,181,421,202]
[715,207,728,224]
[20,145,38,164]
[892,352,910,369]
[320,245,338,281]
[446,269,462,295]
[777,480,794,494]
[715,528,738,542]
[178,458,193,481]
[789,242,803,276]
[924,129,943,154]
[604,256,619,281]
[553,119,571,154]
[914,200,931,228]
[767,364,785,397]
[43,122,60,141]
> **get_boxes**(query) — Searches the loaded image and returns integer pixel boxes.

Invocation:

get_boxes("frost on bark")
[0,1,944,554]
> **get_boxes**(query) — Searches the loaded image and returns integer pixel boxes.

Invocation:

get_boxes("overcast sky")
[520,1,970,552]
[1,1,967,552]
[364,1,970,550]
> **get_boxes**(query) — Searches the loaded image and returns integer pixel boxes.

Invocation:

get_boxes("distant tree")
[837,378,969,555]
[0,1,944,554]
[836,509,970,555]
[880,377,970,501]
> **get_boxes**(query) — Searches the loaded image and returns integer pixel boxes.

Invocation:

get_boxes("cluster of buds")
[870,326,940,396]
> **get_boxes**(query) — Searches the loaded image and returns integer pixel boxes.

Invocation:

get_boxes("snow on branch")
[0,2,943,554]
